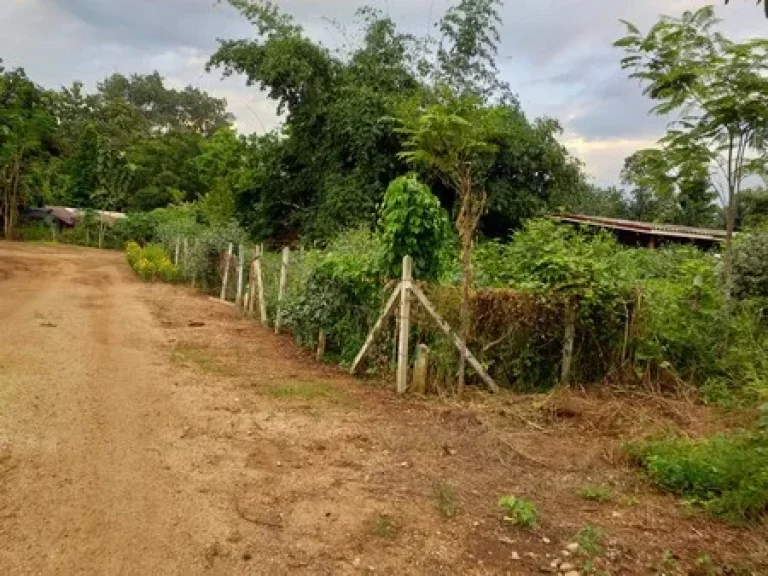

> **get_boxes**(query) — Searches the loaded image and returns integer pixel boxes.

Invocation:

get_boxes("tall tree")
[0,64,55,238]
[616,6,768,294]
[67,123,101,208]
[399,94,506,393]
[437,0,513,103]
[196,129,253,225]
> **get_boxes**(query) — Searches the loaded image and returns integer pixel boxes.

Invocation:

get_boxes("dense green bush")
[113,212,162,246]
[283,229,388,365]
[183,221,248,295]
[732,230,768,301]
[18,222,55,242]
[628,431,768,521]
[470,221,750,391]
[379,176,453,280]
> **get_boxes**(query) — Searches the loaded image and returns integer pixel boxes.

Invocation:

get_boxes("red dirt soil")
[0,242,765,575]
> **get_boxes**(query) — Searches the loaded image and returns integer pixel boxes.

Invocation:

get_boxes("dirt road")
[0,243,225,574]
[0,242,765,575]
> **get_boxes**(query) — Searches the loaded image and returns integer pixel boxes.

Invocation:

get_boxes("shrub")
[183,222,248,294]
[113,212,162,246]
[628,432,768,521]
[732,229,768,300]
[125,241,179,282]
[379,175,453,281]
[282,229,387,365]
[498,495,538,528]
[18,223,54,242]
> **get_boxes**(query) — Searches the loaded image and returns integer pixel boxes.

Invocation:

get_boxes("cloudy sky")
[1,0,764,185]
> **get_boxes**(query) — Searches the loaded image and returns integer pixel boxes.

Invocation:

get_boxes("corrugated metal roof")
[45,206,127,226]
[46,206,77,227]
[553,214,727,243]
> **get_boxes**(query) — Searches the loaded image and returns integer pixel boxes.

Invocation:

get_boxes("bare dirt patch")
[140,278,767,575]
[0,241,765,575]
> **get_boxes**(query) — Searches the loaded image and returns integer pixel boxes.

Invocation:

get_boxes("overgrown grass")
[262,380,357,408]
[264,381,334,400]
[171,344,223,374]
[628,432,768,522]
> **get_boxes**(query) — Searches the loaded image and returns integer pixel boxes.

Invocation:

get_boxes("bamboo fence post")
[174,238,181,266]
[182,238,189,275]
[220,242,233,301]
[236,243,245,307]
[396,256,413,395]
[560,303,577,385]
[275,247,291,334]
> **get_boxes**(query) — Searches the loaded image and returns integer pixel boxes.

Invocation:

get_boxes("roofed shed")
[553,214,727,249]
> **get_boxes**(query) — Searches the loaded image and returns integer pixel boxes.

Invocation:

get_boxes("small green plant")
[498,495,538,528]
[657,549,679,575]
[694,554,718,576]
[575,524,606,574]
[372,514,399,539]
[580,485,614,503]
[433,482,458,518]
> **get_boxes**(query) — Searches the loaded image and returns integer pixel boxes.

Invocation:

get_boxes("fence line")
[167,240,500,395]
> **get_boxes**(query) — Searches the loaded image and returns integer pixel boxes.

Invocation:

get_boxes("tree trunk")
[457,232,472,396]
[724,188,735,302]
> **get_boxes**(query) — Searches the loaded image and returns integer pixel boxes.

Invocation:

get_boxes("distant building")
[553,214,727,249]
[35,206,127,230]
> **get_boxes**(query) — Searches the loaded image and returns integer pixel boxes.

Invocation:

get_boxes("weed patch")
[580,485,614,503]
[171,344,219,373]
[498,495,538,528]
[262,380,356,408]
[433,482,458,518]
[628,433,768,522]
[371,514,399,539]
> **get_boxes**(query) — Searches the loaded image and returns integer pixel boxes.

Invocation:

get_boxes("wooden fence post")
[396,256,413,395]
[560,303,577,385]
[275,247,291,334]
[247,258,256,315]
[174,238,181,266]
[316,330,326,362]
[182,238,189,274]
[236,243,245,307]
[412,344,430,395]
[220,242,233,301]
[254,249,268,326]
